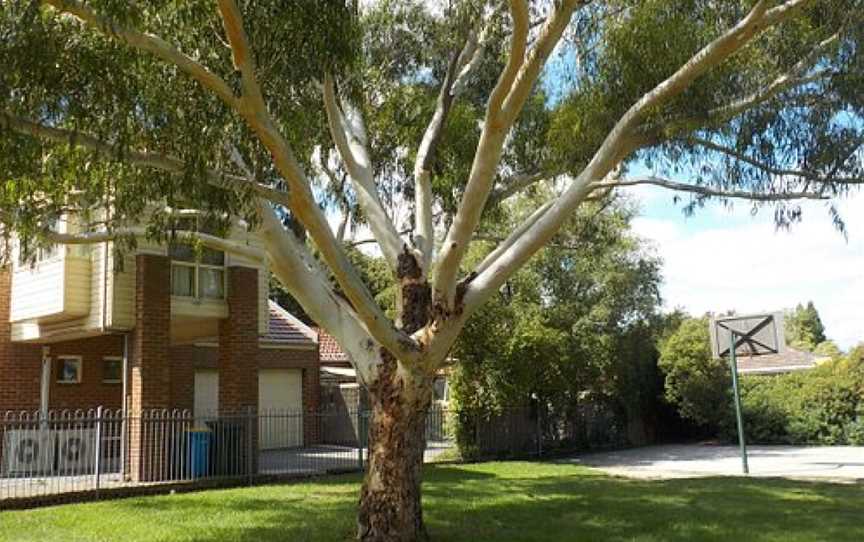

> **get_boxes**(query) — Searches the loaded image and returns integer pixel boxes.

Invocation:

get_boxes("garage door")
[194,370,219,421]
[258,369,303,449]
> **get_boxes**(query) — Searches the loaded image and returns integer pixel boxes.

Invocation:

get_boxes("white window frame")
[170,260,226,300]
[169,216,227,300]
[102,356,123,384]
[56,356,83,385]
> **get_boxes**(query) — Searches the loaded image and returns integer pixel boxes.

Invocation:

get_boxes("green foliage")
[658,317,734,434]
[659,316,864,444]
[740,360,864,445]
[0,1,358,260]
[785,301,828,351]
[451,195,666,451]
[814,340,843,359]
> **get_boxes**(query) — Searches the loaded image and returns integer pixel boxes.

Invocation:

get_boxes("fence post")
[94,406,103,495]
[357,409,364,471]
[246,406,254,486]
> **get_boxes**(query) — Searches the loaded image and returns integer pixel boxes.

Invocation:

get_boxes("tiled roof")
[262,301,318,347]
[317,328,351,363]
[737,347,825,375]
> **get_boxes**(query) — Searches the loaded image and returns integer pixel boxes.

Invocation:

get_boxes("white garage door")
[258,369,303,449]
[194,370,219,421]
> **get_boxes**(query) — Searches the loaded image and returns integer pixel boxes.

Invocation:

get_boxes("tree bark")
[357,355,431,542]
[358,248,434,542]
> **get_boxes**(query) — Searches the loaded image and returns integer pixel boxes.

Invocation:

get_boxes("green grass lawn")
[1,462,862,541]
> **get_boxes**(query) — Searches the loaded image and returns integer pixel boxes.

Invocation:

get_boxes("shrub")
[660,318,864,444]
[658,317,735,435]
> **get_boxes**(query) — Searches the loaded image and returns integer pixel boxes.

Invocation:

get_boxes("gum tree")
[2,1,863,540]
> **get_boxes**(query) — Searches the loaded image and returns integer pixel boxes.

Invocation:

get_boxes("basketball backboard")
[710,312,786,359]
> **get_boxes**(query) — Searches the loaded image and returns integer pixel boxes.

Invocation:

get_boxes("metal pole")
[357,409,364,471]
[95,406,103,494]
[120,334,129,481]
[728,331,749,474]
[246,406,254,486]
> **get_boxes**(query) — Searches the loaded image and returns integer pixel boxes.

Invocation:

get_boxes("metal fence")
[0,406,453,504]
[463,403,626,460]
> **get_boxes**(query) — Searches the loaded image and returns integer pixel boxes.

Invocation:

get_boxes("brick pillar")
[218,266,259,476]
[218,266,259,413]
[128,254,171,482]
[0,268,42,413]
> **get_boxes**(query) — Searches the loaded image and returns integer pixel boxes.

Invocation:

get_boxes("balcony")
[10,246,92,324]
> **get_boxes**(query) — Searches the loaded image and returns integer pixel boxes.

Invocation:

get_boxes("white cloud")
[633,194,864,350]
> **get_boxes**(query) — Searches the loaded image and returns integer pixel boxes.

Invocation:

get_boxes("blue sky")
[628,183,864,350]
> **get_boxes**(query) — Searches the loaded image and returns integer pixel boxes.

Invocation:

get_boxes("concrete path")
[568,444,864,483]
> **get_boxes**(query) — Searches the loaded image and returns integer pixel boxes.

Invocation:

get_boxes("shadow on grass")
[1,463,862,542]
[423,464,864,542]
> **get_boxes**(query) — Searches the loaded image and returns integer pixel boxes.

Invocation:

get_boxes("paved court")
[570,444,864,482]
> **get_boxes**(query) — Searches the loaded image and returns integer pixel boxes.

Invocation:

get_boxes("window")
[17,236,59,266]
[103,357,123,384]
[432,377,449,403]
[57,356,82,384]
[169,219,226,300]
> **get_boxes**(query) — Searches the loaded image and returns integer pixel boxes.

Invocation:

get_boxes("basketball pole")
[728,331,749,474]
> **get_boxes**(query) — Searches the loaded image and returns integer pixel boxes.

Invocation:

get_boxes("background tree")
[786,301,828,351]
[451,195,666,451]
[658,316,735,435]
[3,1,863,539]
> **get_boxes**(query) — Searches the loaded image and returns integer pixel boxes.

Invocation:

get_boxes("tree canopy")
[786,301,828,351]
[3,1,864,539]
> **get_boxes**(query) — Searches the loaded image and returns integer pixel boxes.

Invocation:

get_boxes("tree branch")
[323,74,403,270]
[255,203,384,384]
[657,30,843,137]
[0,111,290,205]
[488,170,559,204]
[432,0,581,309]
[46,227,267,262]
[216,0,267,111]
[453,0,814,326]
[414,22,491,272]
[42,0,237,107]
[688,137,864,185]
[592,176,830,201]
[40,0,417,359]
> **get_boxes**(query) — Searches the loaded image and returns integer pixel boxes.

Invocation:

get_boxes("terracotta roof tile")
[317,328,350,363]
[737,347,823,375]
[263,301,318,347]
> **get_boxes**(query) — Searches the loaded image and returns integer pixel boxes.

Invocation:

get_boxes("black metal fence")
[0,403,621,505]
[461,403,626,460]
[0,405,453,504]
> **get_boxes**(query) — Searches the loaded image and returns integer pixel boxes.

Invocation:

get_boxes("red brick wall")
[46,335,124,411]
[168,344,198,414]
[129,254,171,482]
[218,267,259,413]
[0,268,43,413]
[130,254,171,412]
[3,262,322,446]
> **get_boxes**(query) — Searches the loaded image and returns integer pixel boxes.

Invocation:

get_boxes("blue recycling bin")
[187,429,211,478]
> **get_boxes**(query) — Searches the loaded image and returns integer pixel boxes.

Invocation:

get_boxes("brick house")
[0,220,320,479]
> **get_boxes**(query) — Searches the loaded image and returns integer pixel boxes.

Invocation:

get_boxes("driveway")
[569,444,864,482]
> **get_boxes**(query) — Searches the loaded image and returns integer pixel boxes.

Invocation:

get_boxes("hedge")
[735,360,864,445]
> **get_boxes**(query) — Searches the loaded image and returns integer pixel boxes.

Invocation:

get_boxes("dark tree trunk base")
[357,355,431,542]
